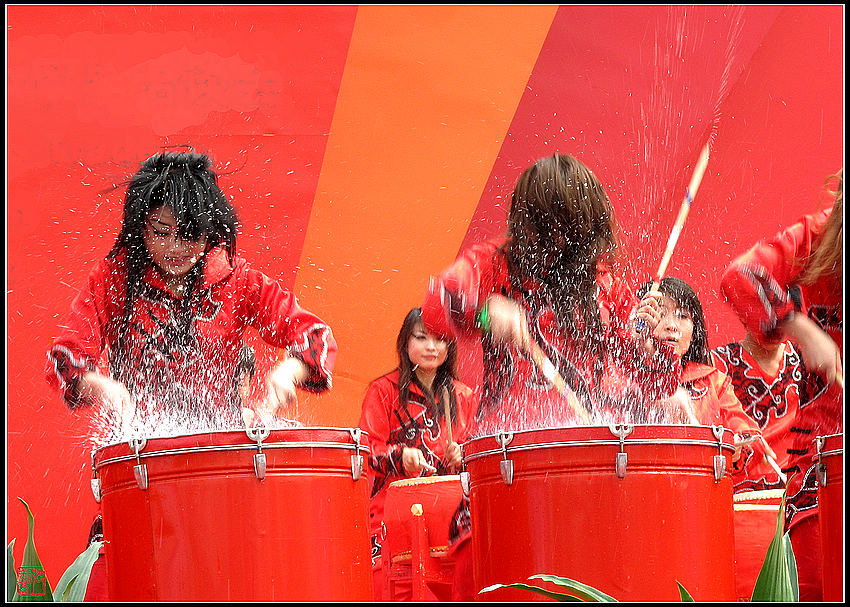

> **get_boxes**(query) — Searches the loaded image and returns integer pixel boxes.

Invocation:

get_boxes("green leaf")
[676,581,695,602]
[479,582,588,601]
[783,532,799,602]
[750,490,797,602]
[52,541,103,603]
[7,540,17,602]
[11,498,53,602]
[530,574,619,602]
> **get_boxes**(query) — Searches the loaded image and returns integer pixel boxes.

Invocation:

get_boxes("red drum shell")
[94,427,373,601]
[463,424,737,602]
[383,475,464,564]
[732,489,784,600]
[815,433,843,602]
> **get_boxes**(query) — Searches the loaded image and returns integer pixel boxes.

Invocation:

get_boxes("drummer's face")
[143,206,208,279]
[652,295,694,358]
[407,324,448,373]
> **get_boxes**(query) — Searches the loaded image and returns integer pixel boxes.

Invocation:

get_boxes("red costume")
[46,246,336,429]
[712,341,826,499]
[358,369,477,600]
[654,362,762,437]
[720,208,841,601]
[422,238,681,434]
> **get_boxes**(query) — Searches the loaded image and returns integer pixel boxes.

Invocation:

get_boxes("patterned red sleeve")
[720,211,828,342]
[421,240,501,340]
[242,266,337,393]
[45,260,112,408]
[358,379,405,496]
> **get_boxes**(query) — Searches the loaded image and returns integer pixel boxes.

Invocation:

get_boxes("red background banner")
[6,5,843,581]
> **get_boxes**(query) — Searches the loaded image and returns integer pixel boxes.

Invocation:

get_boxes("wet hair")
[235,344,256,381]
[108,151,238,357]
[799,169,843,286]
[395,308,459,422]
[502,153,620,382]
[637,277,711,366]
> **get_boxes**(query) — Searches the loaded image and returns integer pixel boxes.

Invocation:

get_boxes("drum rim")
[388,474,461,488]
[94,436,371,469]
[732,488,786,502]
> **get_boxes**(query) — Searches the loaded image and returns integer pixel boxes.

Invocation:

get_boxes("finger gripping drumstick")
[637,144,711,333]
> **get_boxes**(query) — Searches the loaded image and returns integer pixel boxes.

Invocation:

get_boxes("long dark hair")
[109,151,238,357]
[637,277,711,366]
[502,153,620,384]
[395,308,459,422]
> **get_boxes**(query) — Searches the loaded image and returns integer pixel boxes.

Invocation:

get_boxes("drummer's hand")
[77,371,135,420]
[733,433,760,463]
[402,447,434,476]
[444,441,462,472]
[485,294,530,349]
[266,357,308,417]
[631,289,663,353]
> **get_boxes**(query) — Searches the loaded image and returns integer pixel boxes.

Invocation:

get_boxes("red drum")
[382,475,464,601]
[463,425,737,602]
[815,433,843,602]
[732,489,784,600]
[92,427,373,601]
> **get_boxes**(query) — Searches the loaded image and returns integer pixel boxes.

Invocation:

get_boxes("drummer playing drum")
[358,307,477,601]
[45,150,338,600]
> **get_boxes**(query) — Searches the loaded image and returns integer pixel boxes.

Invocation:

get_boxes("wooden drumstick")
[637,143,711,334]
[519,325,592,424]
[442,386,453,447]
[760,437,788,484]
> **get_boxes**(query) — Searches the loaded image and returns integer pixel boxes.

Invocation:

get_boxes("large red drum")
[463,424,737,602]
[815,433,843,602]
[92,427,373,601]
[732,489,784,600]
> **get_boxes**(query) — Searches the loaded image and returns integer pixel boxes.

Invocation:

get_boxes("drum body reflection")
[463,425,738,602]
[92,427,373,602]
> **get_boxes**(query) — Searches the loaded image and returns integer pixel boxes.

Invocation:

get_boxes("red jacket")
[357,370,477,552]
[663,362,762,435]
[720,208,842,527]
[422,238,681,434]
[46,247,336,427]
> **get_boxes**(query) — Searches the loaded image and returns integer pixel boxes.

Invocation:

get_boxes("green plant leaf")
[783,532,799,602]
[676,581,695,602]
[7,540,17,602]
[530,574,618,602]
[750,490,796,602]
[52,541,103,603]
[479,582,588,601]
[11,498,53,602]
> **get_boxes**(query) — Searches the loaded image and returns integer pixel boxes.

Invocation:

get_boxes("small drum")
[815,433,843,602]
[732,489,784,600]
[463,425,738,602]
[382,475,464,600]
[92,427,373,601]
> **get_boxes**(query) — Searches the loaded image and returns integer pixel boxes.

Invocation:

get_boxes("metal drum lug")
[134,464,149,490]
[460,471,470,496]
[254,453,267,481]
[616,452,628,479]
[500,459,514,486]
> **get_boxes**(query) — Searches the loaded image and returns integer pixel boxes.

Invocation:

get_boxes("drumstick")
[442,386,453,446]
[637,143,711,333]
[760,437,788,485]
[519,327,592,424]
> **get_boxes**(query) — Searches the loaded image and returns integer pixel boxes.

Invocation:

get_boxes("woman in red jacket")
[46,151,337,439]
[719,171,843,601]
[358,307,477,601]
[422,154,680,435]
